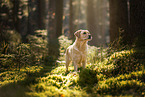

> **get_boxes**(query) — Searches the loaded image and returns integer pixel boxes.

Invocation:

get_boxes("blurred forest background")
[1,0,145,57]
[1,0,145,58]
[0,0,145,96]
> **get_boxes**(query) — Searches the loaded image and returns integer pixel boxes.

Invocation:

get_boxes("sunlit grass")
[0,65,43,86]
[0,60,145,97]
[0,34,145,96]
[26,66,89,97]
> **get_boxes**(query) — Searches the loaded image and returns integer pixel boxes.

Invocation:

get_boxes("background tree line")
[0,0,145,59]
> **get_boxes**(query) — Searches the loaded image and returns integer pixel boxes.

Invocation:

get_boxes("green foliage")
[0,54,14,71]
[51,66,67,75]
[0,31,23,71]
[27,69,88,97]
[87,46,98,64]
[27,30,59,66]
[58,35,73,61]
[27,30,48,60]
[0,59,145,97]
[78,68,98,87]
[96,50,142,78]
[0,30,21,53]
[0,65,43,86]
[14,43,31,67]
[93,70,145,96]
[0,30,49,71]
[87,45,108,64]
[0,43,38,71]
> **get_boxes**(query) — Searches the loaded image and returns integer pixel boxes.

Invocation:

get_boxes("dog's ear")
[74,30,81,38]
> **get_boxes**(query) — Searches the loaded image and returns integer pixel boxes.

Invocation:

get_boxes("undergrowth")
[0,33,145,97]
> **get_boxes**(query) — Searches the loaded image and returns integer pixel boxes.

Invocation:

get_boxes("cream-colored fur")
[65,30,92,71]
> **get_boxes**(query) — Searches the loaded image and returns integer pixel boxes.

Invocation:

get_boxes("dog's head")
[74,30,92,41]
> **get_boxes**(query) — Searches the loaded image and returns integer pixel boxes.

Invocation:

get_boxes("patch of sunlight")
[27,67,89,97]
[21,65,43,73]
[0,71,27,86]
[58,88,88,97]
[0,65,44,87]
[51,65,74,75]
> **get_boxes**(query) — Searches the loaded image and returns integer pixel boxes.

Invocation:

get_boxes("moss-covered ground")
[0,35,145,97]
[0,48,145,97]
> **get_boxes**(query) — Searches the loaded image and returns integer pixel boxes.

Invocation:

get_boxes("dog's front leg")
[66,59,70,72]
[73,61,78,71]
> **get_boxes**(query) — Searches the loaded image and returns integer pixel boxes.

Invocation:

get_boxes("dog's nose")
[88,35,92,39]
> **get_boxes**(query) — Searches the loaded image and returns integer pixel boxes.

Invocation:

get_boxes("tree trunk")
[17,0,29,42]
[38,0,46,29]
[28,0,39,35]
[55,0,63,37]
[109,0,129,45]
[48,0,63,60]
[69,0,74,39]
[95,0,109,47]
[130,0,145,47]
[87,0,98,46]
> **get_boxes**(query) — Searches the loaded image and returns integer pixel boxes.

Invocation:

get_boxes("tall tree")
[130,0,145,47]
[16,0,29,42]
[38,0,47,29]
[109,0,129,44]
[95,0,109,47]
[28,0,39,35]
[69,0,74,39]
[48,0,63,60]
[56,0,63,37]
[87,0,98,46]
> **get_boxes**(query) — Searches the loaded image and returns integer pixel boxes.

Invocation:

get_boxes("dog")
[65,30,92,72]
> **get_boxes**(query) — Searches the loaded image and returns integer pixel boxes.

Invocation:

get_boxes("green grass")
[94,70,145,96]
[0,43,145,97]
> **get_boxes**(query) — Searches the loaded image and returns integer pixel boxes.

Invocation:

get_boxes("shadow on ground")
[0,64,57,97]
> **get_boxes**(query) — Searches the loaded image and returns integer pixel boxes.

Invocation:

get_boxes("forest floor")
[0,48,145,97]
[0,40,145,97]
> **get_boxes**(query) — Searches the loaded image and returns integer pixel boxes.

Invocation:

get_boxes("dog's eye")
[83,32,86,34]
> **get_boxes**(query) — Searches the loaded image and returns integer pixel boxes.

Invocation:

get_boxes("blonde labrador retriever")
[65,30,92,72]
